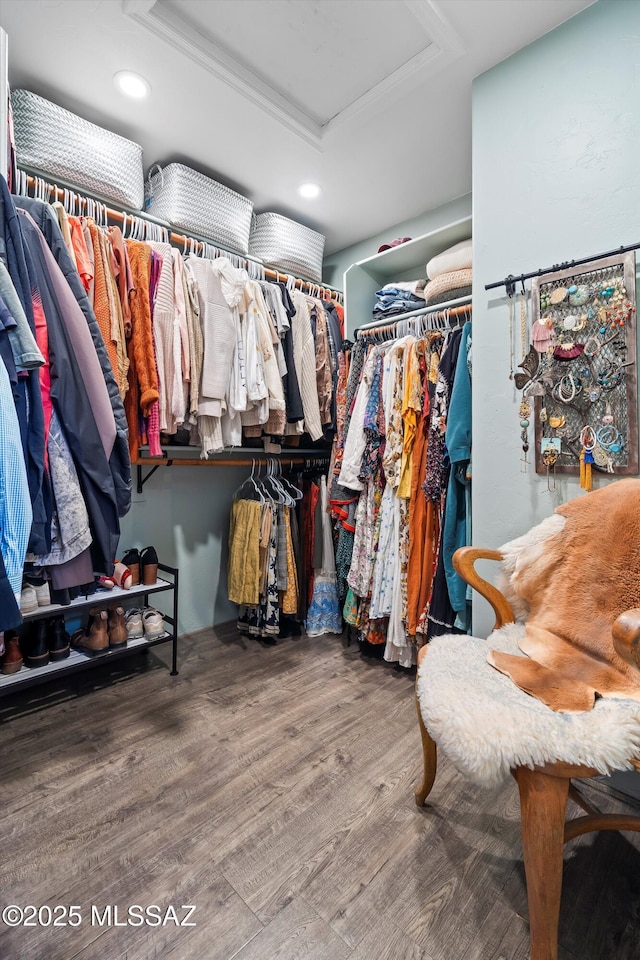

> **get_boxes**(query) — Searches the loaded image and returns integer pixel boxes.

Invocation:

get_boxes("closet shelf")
[20,576,174,621]
[0,632,171,694]
[0,564,179,697]
[134,448,332,493]
[351,216,472,282]
[343,215,472,336]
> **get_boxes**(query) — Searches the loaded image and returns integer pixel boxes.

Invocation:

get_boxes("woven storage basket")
[145,163,253,255]
[250,213,325,283]
[11,89,145,209]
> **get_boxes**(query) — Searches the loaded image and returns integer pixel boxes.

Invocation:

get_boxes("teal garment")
[443,321,472,623]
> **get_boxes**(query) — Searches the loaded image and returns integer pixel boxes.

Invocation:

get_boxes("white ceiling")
[0,0,594,255]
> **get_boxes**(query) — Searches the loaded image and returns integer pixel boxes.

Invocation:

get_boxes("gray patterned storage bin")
[249,212,325,283]
[145,163,253,255]
[11,89,145,210]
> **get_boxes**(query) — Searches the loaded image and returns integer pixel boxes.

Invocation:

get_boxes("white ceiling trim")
[125,0,325,149]
[125,0,465,150]
[324,0,466,135]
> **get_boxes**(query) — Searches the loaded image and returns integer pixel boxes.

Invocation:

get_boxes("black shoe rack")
[0,563,179,696]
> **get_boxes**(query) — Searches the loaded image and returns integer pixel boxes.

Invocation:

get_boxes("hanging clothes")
[332,306,472,667]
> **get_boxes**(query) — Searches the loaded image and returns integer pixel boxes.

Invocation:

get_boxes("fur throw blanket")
[490,479,640,713]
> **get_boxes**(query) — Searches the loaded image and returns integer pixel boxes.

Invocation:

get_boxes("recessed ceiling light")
[297,182,321,199]
[114,71,151,100]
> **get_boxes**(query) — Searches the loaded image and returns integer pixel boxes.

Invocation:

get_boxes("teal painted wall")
[322,193,472,290]
[471,0,640,635]
[119,466,246,635]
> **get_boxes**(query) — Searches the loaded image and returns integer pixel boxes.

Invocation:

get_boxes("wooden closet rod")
[355,299,472,339]
[135,453,331,493]
[17,170,344,303]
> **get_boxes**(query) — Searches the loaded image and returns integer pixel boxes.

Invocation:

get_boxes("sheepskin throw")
[417,624,640,787]
[492,480,640,713]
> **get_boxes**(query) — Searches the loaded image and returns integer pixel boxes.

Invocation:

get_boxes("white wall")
[119,465,246,635]
[471,0,640,635]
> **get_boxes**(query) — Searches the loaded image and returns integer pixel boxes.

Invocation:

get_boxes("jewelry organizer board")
[531,252,638,476]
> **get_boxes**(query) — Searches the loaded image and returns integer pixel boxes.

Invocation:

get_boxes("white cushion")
[417,623,640,787]
[426,238,472,280]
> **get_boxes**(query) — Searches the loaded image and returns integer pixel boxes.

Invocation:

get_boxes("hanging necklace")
[519,285,528,361]
[508,293,516,380]
[518,285,531,471]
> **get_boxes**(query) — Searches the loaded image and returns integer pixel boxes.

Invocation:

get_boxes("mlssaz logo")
[91,905,197,927]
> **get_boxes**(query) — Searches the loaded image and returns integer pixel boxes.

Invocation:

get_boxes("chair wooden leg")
[515,767,570,960]
[415,693,437,806]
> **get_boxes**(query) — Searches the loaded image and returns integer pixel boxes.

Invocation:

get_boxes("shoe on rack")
[48,616,70,662]
[23,621,50,668]
[125,608,144,641]
[142,607,164,639]
[1,631,23,675]
[107,606,128,649]
[71,609,109,657]
[19,584,38,615]
[113,562,132,590]
[50,586,71,606]
[23,576,51,607]
[120,549,141,586]
[140,546,158,586]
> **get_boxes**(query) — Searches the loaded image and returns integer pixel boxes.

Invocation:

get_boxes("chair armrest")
[452,547,516,631]
[612,609,640,673]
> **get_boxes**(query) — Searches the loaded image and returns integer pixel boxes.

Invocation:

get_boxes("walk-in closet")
[0,3,639,959]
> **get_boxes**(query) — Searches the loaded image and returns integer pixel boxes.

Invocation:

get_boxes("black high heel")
[120,548,141,585]
[140,546,158,586]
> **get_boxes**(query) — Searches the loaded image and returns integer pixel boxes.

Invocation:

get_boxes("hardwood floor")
[0,625,638,960]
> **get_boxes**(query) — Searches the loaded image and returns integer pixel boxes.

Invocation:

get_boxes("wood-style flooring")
[1,625,639,960]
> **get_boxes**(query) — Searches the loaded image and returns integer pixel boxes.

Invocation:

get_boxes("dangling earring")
[542,447,558,492]
[579,425,596,492]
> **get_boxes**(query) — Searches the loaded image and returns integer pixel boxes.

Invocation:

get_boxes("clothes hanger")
[233,459,265,503]
[263,459,288,504]
[276,460,303,501]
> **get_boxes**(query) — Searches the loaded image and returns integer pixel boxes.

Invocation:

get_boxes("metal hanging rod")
[15,168,344,303]
[485,242,640,297]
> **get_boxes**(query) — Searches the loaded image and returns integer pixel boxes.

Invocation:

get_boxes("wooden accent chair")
[415,547,640,960]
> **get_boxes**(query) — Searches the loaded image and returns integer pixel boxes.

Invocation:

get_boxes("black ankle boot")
[48,616,70,662]
[24,621,50,668]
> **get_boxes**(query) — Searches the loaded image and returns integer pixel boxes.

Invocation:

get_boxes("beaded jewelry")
[596,424,619,450]
[583,336,601,357]
[519,397,531,471]
[554,374,579,404]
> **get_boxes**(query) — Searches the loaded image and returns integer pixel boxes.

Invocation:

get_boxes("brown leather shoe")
[1,631,23,674]
[72,609,109,657]
[108,605,128,649]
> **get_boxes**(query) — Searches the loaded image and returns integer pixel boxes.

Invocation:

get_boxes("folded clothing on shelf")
[380,279,427,297]
[372,287,426,319]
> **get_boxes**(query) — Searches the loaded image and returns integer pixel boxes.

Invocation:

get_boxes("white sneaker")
[142,608,164,639]
[34,581,51,606]
[125,608,144,640]
[20,584,38,614]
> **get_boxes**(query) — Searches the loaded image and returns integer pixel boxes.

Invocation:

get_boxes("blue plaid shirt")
[0,355,32,599]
